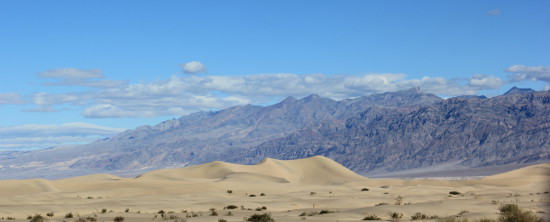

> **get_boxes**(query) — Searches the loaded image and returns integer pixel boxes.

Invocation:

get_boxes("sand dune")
[138,155,367,184]
[0,157,548,222]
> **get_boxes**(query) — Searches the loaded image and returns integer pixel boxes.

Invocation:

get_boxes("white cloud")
[468,74,505,89]
[180,61,207,74]
[38,68,125,88]
[25,67,514,118]
[506,65,550,82]
[76,72,488,118]
[39,68,104,79]
[487,9,501,16]
[0,123,126,150]
[0,93,26,105]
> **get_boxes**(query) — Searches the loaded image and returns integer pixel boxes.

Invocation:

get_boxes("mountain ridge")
[1,87,548,179]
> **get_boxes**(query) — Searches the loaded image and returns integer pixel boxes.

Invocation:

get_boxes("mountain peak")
[503,86,536,95]
[281,96,297,103]
[403,87,423,94]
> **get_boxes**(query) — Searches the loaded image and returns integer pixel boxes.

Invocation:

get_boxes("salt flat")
[0,156,548,222]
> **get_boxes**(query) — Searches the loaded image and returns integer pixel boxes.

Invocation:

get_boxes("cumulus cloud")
[24,67,513,118]
[74,72,488,118]
[0,123,126,150]
[506,65,550,82]
[487,9,501,16]
[38,68,125,88]
[180,61,207,74]
[0,93,26,105]
[468,74,505,89]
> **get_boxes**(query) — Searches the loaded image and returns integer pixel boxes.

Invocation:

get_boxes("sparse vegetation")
[46,212,54,217]
[113,216,124,222]
[29,214,47,222]
[225,205,239,209]
[394,195,403,205]
[498,203,543,222]
[299,211,318,217]
[65,213,74,218]
[260,193,266,196]
[363,214,382,220]
[449,191,461,195]
[411,212,439,220]
[101,209,107,214]
[319,210,336,214]
[210,208,219,216]
[361,188,370,191]
[246,213,275,222]
[388,211,403,222]
[227,190,233,194]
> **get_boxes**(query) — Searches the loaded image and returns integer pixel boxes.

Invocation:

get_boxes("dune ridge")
[0,157,548,221]
[138,155,367,184]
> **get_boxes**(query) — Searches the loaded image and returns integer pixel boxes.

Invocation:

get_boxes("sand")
[0,156,548,222]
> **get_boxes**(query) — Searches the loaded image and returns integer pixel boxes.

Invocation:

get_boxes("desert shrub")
[363,214,381,220]
[249,194,256,197]
[227,190,233,194]
[225,211,233,216]
[388,212,403,222]
[411,212,427,220]
[101,209,107,214]
[218,219,228,222]
[124,209,129,213]
[260,193,266,196]
[498,203,543,222]
[210,208,219,216]
[361,188,370,191]
[225,205,239,209]
[29,214,47,222]
[74,218,87,222]
[374,202,388,206]
[449,191,461,195]
[27,215,32,219]
[478,219,496,222]
[246,213,275,222]
[319,210,336,214]
[157,210,166,218]
[65,213,74,218]
[394,195,404,205]
[46,212,54,217]
[85,216,97,222]
[309,192,316,195]
[113,216,124,222]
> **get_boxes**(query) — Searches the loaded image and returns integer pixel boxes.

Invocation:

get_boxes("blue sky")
[1,0,549,150]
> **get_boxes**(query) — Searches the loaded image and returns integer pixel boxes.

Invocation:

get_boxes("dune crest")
[138,155,367,184]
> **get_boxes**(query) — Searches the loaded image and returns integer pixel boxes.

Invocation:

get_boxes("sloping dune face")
[137,155,367,184]
[0,159,548,221]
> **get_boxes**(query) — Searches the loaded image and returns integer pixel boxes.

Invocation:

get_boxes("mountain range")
[1,87,548,179]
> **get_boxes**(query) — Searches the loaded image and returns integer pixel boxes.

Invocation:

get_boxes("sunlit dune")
[0,157,548,222]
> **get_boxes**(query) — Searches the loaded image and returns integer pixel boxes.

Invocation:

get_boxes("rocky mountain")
[231,90,550,175]
[1,87,548,179]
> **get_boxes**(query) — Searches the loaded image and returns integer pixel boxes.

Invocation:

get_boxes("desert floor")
[0,156,548,222]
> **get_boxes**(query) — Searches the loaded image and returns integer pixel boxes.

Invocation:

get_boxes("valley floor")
[0,158,548,222]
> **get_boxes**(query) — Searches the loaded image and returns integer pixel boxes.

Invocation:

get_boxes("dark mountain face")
[0,88,548,179]
[504,86,537,95]
[235,91,550,174]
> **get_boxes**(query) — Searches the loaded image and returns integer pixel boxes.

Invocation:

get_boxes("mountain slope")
[231,90,550,174]
[1,88,548,179]
[0,88,441,179]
